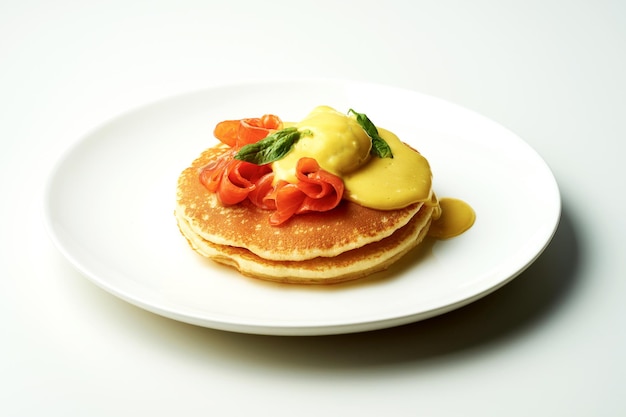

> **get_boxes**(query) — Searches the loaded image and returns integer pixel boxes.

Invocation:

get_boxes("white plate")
[43,79,560,336]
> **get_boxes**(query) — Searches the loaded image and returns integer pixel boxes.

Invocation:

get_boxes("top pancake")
[176,145,423,261]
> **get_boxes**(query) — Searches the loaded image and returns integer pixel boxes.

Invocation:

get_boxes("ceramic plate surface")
[44,80,560,335]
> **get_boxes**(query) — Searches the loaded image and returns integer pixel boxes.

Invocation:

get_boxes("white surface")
[1,0,624,415]
[43,80,560,335]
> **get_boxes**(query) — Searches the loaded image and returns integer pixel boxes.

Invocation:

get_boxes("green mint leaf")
[234,127,310,165]
[348,109,393,159]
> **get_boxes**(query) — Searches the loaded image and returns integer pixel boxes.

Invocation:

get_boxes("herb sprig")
[348,109,393,159]
[234,127,311,165]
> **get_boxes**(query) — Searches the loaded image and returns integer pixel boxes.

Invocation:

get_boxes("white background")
[1,0,625,415]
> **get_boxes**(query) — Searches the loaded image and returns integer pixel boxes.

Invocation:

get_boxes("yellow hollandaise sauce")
[273,106,433,210]
[273,106,372,183]
[272,105,474,238]
[342,127,433,210]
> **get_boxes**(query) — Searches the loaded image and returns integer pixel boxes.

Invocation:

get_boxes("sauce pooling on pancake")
[274,106,434,210]
[274,106,474,237]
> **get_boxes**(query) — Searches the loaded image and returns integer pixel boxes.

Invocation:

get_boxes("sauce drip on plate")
[428,197,476,239]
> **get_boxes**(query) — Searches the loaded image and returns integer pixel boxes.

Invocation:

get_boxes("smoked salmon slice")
[213,114,283,148]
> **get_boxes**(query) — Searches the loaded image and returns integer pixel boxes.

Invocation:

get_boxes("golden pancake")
[172,105,461,285]
[175,145,424,262]
[176,202,434,284]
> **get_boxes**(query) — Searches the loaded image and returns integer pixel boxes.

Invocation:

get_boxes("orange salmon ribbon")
[213,114,282,148]
[199,149,272,206]
[266,158,344,226]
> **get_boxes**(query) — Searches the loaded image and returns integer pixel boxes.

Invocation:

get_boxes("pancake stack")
[175,145,437,284]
